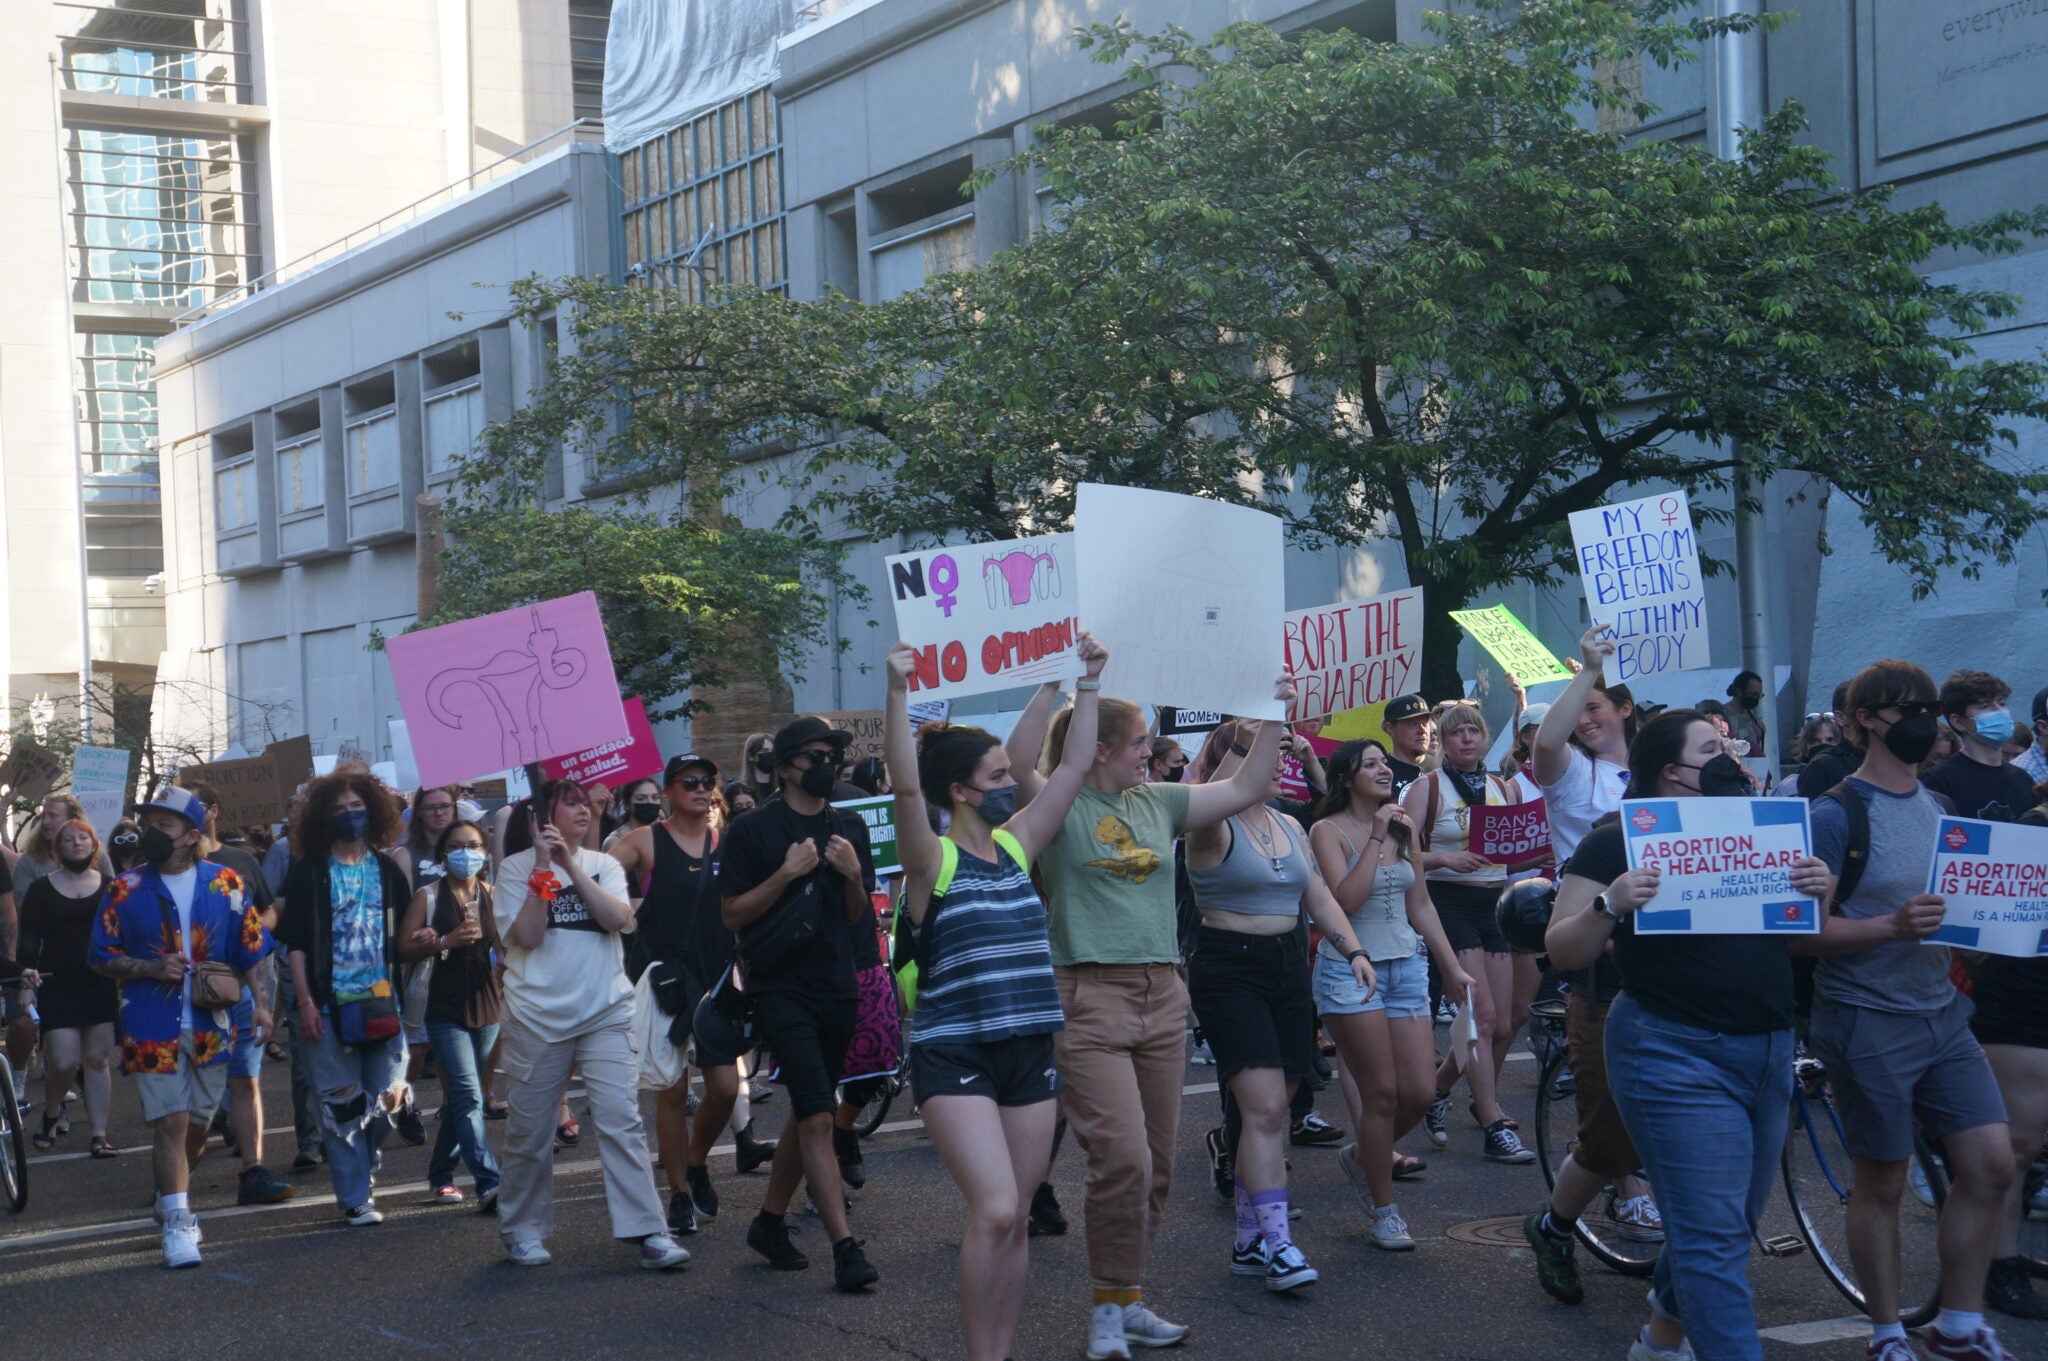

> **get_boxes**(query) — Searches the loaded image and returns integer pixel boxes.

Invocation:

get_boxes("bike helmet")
[1496,876,1558,955]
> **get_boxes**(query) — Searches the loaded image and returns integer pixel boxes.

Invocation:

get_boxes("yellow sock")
[1093,1287,1141,1308]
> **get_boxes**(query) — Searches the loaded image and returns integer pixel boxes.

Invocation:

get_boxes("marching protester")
[395,817,502,1210]
[1308,739,1470,1250]
[19,817,117,1156]
[494,778,687,1269]
[278,768,415,1227]
[392,785,462,1146]
[1379,694,1436,796]
[604,778,665,852]
[719,718,881,1290]
[1723,670,1768,760]
[14,794,111,898]
[1185,725,1376,1291]
[1007,668,1298,1359]
[880,630,1105,1360]
[1922,670,2038,824]
[1805,660,2021,1361]
[88,786,274,1268]
[108,818,146,877]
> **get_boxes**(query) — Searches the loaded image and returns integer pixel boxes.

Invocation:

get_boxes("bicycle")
[1529,998,1660,1276]
[1778,1052,1946,1327]
[0,1048,27,1212]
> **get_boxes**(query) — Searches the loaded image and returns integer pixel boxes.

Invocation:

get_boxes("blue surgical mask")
[445,847,488,880]
[1969,709,2016,746]
[974,783,1021,827]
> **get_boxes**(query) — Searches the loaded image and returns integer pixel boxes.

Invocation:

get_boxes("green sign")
[1449,604,1572,684]
[833,794,900,877]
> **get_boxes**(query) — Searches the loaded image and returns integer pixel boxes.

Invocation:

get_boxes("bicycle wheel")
[2017,1156,2048,1276]
[852,1075,898,1138]
[1532,1047,1658,1275]
[0,1054,25,1212]
[1780,1072,1944,1327]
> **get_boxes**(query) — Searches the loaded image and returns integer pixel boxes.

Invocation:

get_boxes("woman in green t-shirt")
[1008,674,1294,1361]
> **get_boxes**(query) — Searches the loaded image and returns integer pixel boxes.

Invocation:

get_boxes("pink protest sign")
[540,696,662,788]
[385,592,629,789]
[1471,800,1552,869]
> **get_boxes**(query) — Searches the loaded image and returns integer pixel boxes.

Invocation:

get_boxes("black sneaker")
[1028,1181,1067,1237]
[1205,1126,1235,1201]
[1987,1256,2048,1319]
[236,1165,295,1205]
[395,1096,427,1147]
[1289,1112,1345,1146]
[747,1213,809,1271]
[832,1235,879,1291]
[833,1127,866,1191]
[1521,1212,1583,1305]
[667,1190,699,1236]
[1483,1120,1535,1165]
[1423,1092,1451,1149]
[687,1164,719,1220]
[735,1124,776,1174]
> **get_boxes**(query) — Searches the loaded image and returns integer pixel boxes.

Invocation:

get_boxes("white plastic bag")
[634,969,685,1091]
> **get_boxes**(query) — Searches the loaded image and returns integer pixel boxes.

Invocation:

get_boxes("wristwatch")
[1591,894,1619,922]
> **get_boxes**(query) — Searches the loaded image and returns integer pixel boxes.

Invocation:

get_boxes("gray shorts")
[1808,992,2007,1162]
[134,1035,230,1125]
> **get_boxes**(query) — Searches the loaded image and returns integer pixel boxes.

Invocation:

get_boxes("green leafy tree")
[478,0,2048,701]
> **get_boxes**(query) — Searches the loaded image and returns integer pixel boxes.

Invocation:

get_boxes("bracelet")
[1075,679,1102,692]
[1344,947,1370,963]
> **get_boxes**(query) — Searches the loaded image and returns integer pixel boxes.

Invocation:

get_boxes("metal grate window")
[66,125,260,307]
[620,86,785,302]
[56,0,251,103]
[569,0,612,124]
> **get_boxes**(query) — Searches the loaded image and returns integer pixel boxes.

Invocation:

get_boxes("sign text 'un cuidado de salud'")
[887,535,1080,703]
[1568,491,1709,681]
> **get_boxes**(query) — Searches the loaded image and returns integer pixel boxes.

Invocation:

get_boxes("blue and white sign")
[1568,491,1709,681]
[1926,816,2048,958]
[1621,796,1818,935]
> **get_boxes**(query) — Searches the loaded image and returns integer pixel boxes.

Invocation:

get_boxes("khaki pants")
[496,1011,666,1245]
[1053,963,1188,1289]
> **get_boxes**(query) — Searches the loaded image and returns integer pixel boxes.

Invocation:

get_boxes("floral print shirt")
[87,861,274,1075]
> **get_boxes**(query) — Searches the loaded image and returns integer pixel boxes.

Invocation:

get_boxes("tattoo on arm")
[96,956,157,980]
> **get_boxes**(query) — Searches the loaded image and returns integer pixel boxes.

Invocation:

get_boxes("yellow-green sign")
[1450,605,1572,684]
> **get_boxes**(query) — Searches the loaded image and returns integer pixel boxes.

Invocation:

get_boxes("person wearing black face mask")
[1724,670,1768,764]
[717,717,881,1290]
[1148,738,1187,784]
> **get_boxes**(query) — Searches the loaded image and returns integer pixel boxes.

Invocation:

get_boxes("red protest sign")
[1471,800,1551,868]
[539,697,663,788]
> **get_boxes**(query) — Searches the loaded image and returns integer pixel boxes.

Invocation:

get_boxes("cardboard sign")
[384,592,630,789]
[540,697,664,789]
[1568,491,1709,681]
[1076,485,1286,721]
[887,534,1079,701]
[1450,604,1573,684]
[180,734,315,829]
[1471,800,1552,868]
[834,794,900,877]
[1926,816,2048,958]
[1283,589,1424,723]
[0,739,64,805]
[771,710,886,767]
[268,735,315,791]
[1621,797,1818,935]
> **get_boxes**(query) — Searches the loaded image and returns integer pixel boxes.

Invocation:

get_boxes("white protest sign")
[1568,491,1709,681]
[886,534,1078,702]
[1282,589,1423,723]
[1621,796,1819,935]
[71,744,132,840]
[1076,485,1285,721]
[1927,816,2048,958]
[906,699,952,727]
[389,719,421,790]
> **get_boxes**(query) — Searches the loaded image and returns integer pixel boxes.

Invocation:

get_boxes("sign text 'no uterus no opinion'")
[1568,490,1710,681]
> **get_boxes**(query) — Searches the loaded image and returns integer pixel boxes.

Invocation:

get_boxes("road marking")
[1758,1317,1870,1345]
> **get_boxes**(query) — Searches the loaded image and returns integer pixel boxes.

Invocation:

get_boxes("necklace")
[1242,808,1288,876]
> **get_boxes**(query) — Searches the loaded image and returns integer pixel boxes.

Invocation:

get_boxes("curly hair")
[291,765,403,862]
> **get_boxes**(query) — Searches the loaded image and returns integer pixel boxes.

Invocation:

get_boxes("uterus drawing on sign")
[983,549,1062,610]
[424,605,590,767]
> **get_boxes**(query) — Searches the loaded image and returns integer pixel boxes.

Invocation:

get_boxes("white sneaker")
[1367,1201,1416,1251]
[1120,1303,1189,1349]
[1612,1193,1664,1243]
[161,1210,202,1269]
[1626,1331,1695,1361]
[1337,1143,1374,1213]
[1087,1303,1130,1361]
[639,1233,690,1270]
[504,1239,552,1267]
[343,1201,383,1226]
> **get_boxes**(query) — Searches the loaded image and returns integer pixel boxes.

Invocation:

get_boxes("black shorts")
[911,1032,1060,1107]
[1430,880,1510,954]
[754,990,856,1120]
[1186,926,1316,1082]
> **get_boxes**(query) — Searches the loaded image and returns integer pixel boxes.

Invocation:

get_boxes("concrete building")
[0,0,611,736]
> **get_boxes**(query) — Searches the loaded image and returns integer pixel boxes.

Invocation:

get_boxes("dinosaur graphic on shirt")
[1085,815,1161,884]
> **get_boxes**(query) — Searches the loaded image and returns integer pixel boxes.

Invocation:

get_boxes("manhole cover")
[1444,1216,1530,1248]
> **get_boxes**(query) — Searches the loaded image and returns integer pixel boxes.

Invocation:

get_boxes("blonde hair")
[1045,696,1145,773]
[22,793,88,861]
[1437,702,1490,747]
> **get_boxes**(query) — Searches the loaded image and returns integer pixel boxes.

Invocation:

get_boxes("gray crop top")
[1318,824,1420,963]
[1185,813,1311,918]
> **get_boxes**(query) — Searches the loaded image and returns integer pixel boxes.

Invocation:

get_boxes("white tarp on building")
[602,0,800,153]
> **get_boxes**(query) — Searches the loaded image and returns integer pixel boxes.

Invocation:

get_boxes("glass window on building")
[621,87,784,303]
[346,412,400,494]
[75,332,157,479]
[276,432,323,514]
[57,0,251,103]
[67,125,259,308]
[570,0,612,123]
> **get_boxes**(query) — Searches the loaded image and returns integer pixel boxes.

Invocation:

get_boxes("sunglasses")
[113,833,141,846]
[1878,700,1937,720]
[669,775,715,791]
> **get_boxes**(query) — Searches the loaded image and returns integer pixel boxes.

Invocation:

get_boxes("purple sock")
[1234,1185,1258,1250]
[1251,1188,1291,1250]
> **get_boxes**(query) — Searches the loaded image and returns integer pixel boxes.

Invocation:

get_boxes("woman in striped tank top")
[881,631,1109,1361]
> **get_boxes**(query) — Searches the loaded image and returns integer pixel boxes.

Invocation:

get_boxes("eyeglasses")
[420,803,455,814]
[670,776,715,791]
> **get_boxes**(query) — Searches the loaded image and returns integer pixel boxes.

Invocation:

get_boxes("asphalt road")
[5,1039,2045,1361]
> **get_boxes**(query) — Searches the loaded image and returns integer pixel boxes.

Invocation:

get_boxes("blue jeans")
[426,1019,501,1194]
[308,1022,406,1210]
[1605,993,1793,1361]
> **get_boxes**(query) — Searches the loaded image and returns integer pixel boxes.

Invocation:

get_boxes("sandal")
[89,1134,119,1159]
[33,1115,58,1151]
[1392,1153,1428,1180]
[484,1097,509,1121]
[555,1116,581,1146]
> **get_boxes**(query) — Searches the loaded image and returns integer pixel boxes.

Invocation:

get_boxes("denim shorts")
[1314,949,1428,1018]
[226,993,264,1080]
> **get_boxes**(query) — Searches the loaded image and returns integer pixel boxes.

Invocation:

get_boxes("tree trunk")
[1417,582,1468,706]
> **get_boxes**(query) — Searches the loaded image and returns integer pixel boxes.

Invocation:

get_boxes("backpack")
[891,830,1029,1014]
[1792,780,1951,1017]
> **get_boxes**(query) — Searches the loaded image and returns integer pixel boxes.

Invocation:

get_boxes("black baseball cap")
[663,753,719,785]
[770,717,852,769]
[1384,694,1430,725]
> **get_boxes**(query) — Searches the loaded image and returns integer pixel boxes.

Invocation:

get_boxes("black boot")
[735,1123,776,1174]
[832,1235,879,1291]
[833,1126,866,1190]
